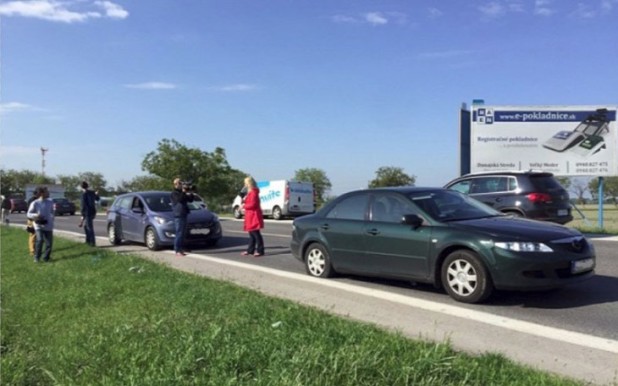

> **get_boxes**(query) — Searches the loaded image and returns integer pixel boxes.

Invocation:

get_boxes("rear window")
[528,175,565,191]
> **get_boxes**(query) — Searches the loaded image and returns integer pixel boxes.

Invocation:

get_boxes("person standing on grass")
[27,186,55,263]
[170,177,194,257]
[241,176,265,257]
[1,195,11,224]
[79,181,99,246]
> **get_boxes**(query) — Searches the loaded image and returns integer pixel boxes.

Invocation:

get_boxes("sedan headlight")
[494,241,553,252]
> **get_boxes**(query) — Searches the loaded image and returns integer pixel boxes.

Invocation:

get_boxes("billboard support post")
[598,177,604,229]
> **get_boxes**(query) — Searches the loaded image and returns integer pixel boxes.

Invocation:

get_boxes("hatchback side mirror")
[403,214,424,229]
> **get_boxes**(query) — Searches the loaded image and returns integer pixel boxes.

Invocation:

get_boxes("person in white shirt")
[26,187,55,263]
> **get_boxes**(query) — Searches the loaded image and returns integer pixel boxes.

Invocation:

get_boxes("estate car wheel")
[304,243,335,278]
[108,223,121,245]
[145,227,161,251]
[441,250,493,304]
[272,206,282,220]
[233,206,242,219]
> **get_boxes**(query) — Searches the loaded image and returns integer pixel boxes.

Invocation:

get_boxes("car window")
[448,180,471,194]
[326,194,368,220]
[116,196,133,210]
[145,195,172,212]
[371,194,417,223]
[528,175,565,191]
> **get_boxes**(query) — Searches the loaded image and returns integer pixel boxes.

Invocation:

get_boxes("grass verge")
[1,226,583,386]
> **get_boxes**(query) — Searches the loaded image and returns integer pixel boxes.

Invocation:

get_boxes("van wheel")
[145,227,161,251]
[272,206,282,220]
[233,206,242,219]
[441,250,493,303]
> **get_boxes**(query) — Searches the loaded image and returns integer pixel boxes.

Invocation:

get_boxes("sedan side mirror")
[403,214,424,229]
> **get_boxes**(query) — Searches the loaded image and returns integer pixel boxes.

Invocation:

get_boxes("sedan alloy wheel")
[441,250,493,303]
[304,243,334,278]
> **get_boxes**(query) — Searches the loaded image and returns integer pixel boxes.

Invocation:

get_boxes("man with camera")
[26,186,55,263]
[170,178,194,257]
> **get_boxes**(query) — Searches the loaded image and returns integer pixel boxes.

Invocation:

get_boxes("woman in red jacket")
[241,176,265,257]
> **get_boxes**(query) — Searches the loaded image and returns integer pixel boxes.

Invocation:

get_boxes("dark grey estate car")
[444,171,573,224]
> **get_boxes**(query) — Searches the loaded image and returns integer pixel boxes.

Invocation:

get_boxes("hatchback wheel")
[441,250,493,303]
[304,243,335,278]
[145,227,161,251]
[108,223,121,245]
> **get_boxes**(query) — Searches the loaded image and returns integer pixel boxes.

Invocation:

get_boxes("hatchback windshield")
[408,190,502,222]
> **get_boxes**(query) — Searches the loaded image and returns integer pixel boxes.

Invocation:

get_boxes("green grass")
[1,227,584,386]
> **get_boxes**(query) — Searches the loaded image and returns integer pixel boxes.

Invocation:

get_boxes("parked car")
[291,187,595,304]
[10,198,28,213]
[444,170,573,224]
[52,198,76,216]
[106,191,222,250]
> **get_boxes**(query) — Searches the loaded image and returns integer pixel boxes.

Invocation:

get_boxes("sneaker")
[175,252,186,257]
[241,252,251,256]
[253,253,264,257]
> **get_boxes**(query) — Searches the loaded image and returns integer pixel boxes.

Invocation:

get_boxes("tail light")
[527,193,552,203]
[285,185,290,201]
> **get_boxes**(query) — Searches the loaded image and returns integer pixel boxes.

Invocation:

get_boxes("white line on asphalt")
[182,251,618,355]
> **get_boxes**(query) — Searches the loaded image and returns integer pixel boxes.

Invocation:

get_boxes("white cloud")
[332,11,406,26]
[478,1,525,18]
[534,0,555,16]
[365,12,388,25]
[124,82,177,90]
[209,84,258,92]
[427,7,443,18]
[0,0,128,23]
[95,0,128,19]
[0,102,33,115]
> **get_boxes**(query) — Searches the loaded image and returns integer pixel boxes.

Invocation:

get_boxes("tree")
[0,169,55,197]
[368,166,415,188]
[555,176,571,190]
[141,139,246,211]
[589,176,618,206]
[570,177,591,206]
[293,168,332,208]
[117,175,168,193]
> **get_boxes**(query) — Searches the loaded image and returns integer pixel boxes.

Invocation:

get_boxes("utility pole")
[41,147,49,177]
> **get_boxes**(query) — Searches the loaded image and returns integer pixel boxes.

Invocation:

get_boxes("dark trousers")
[174,216,188,253]
[34,229,53,262]
[84,215,96,246]
[247,230,264,254]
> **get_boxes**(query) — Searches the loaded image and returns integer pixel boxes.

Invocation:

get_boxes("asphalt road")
[10,213,618,385]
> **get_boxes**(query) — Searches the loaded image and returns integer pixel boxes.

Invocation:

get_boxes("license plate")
[571,258,594,274]
[190,228,210,235]
[558,209,568,216]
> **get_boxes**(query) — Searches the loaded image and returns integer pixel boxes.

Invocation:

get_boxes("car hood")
[187,209,218,223]
[449,216,582,241]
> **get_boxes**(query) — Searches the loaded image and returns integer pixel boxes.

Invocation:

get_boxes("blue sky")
[1,0,617,195]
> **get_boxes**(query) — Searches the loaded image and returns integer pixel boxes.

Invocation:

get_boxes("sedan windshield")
[408,190,502,222]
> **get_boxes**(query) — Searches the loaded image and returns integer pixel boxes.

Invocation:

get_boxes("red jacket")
[243,188,264,231]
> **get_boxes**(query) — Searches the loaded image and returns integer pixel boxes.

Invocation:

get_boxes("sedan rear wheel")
[304,243,335,278]
[145,227,161,251]
[441,250,493,304]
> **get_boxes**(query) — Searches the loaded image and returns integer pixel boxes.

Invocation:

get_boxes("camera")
[35,217,48,225]
[181,181,197,192]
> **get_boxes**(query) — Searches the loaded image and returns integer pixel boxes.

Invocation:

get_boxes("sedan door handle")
[320,223,330,231]
[367,228,380,236]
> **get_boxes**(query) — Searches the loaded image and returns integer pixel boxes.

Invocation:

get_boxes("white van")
[232,180,315,220]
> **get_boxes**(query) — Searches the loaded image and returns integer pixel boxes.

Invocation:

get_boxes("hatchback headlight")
[494,241,553,252]
[153,216,168,225]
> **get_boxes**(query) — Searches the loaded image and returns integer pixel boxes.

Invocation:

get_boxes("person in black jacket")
[170,178,194,257]
[79,181,99,246]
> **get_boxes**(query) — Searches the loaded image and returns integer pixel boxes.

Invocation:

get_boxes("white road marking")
[181,250,618,355]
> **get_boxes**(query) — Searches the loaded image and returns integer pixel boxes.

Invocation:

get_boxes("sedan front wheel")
[441,250,493,304]
[304,243,335,278]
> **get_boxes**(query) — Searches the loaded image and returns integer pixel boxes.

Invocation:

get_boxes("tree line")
[0,139,417,211]
[5,138,613,210]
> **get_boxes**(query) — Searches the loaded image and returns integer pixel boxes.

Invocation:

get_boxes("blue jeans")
[83,215,96,246]
[34,229,53,262]
[174,217,187,253]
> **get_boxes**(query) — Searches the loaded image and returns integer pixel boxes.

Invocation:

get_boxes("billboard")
[470,105,618,176]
